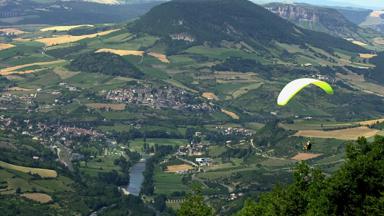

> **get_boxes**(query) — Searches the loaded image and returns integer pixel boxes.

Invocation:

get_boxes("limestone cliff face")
[267,4,320,26]
[265,3,371,41]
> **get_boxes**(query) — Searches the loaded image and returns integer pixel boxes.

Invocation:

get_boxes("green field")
[0,168,72,195]
[0,161,57,178]
[129,138,187,152]
[154,166,189,195]
[79,153,123,177]
[185,46,257,60]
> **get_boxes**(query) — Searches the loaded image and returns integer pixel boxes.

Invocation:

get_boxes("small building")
[195,157,212,166]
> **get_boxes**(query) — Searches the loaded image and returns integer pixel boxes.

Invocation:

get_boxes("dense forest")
[366,52,384,84]
[69,52,144,79]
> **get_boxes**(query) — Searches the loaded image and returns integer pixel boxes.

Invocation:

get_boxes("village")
[105,85,214,111]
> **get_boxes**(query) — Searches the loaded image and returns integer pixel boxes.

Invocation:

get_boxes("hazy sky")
[252,0,384,9]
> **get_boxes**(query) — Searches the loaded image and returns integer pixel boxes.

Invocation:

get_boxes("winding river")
[126,158,147,196]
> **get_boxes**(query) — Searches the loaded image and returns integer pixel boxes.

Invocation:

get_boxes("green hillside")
[131,0,365,54]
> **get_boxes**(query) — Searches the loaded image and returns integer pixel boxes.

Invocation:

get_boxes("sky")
[252,0,384,10]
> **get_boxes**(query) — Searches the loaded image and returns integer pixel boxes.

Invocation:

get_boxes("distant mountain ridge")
[0,0,162,25]
[335,7,372,25]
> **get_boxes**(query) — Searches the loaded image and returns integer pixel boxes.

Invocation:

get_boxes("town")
[105,85,214,111]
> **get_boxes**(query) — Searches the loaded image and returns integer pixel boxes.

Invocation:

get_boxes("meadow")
[294,126,379,140]
[0,161,57,178]
[154,166,189,195]
[21,193,53,203]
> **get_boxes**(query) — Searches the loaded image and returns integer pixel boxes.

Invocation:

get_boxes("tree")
[154,194,167,212]
[15,187,21,194]
[178,186,213,216]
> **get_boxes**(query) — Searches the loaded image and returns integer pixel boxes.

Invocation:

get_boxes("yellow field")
[351,40,368,47]
[0,28,25,35]
[95,49,169,63]
[166,164,194,173]
[40,25,94,32]
[291,153,322,161]
[36,29,118,46]
[202,92,219,100]
[294,126,379,140]
[0,43,14,51]
[0,60,65,75]
[86,103,126,111]
[357,118,384,126]
[345,38,368,47]
[359,53,377,59]
[13,38,31,42]
[0,161,57,178]
[96,48,144,56]
[221,109,240,120]
[21,193,53,204]
[148,52,170,63]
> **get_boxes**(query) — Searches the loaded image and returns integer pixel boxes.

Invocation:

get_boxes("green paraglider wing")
[277,78,334,106]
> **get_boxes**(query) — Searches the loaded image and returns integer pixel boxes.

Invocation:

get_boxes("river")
[126,158,147,196]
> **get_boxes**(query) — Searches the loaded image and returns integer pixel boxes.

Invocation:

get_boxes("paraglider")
[277,78,334,106]
[303,140,312,151]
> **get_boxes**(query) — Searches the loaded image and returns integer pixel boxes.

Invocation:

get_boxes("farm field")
[0,161,58,178]
[337,72,384,97]
[40,25,94,32]
[95,48,169,63]
[21,193,53,203]
[294,126,379,140]
[281,116,384,131]
[0,28,26,35]
[0,170,71,195]
[154,166,189,195]
[79,153,124,177]
[129,138,187,153]
[0,43,14,51]
[359,53,377,59]
[148,52,170,63]
[96,48,144,56]
[86,103,126,111]
[0,60,65,75]
[202,92,219,100]
[358,118,384,126]
[166,164,194,173]
[291,153,322,161]
[36,29,118,46]
[350,40,368,47]
[185,46,255,60]
[221,109,240,120]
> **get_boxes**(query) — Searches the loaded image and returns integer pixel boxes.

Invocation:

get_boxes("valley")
[0,0,384,215]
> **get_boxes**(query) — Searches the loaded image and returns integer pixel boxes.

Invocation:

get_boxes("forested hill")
[131,0,366,53]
